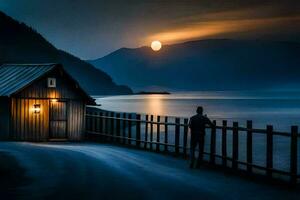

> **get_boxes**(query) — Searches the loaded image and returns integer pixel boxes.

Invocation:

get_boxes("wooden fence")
[85,107,299,184]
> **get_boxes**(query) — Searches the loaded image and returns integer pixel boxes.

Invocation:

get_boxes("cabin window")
[48,78,56,88]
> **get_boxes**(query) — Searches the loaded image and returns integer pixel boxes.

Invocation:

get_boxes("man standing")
[189,106,214,168]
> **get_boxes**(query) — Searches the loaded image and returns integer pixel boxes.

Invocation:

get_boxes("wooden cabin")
[0,63,95,141]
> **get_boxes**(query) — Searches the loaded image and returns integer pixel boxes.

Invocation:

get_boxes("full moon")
[151,41,162,51]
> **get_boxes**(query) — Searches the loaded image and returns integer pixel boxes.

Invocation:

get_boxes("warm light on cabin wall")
[51,99,58,103]
[32,104,41,114]
[49,91,57,99]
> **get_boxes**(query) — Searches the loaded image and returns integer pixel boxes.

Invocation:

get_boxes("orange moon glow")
[151,40,162,51]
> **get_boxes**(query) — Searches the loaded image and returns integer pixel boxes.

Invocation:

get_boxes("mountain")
[89,39,300,92]
[0,11,132,95]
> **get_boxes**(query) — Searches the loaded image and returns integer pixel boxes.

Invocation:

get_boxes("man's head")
[196,106,203,115]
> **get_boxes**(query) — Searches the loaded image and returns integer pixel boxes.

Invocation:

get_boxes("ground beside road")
[0,142,299,200]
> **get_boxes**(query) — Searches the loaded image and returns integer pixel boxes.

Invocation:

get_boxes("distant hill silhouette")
[0,11,132,95]
[89,39,300,91]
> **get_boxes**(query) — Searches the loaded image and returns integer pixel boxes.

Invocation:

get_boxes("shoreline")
[134,91,171,95]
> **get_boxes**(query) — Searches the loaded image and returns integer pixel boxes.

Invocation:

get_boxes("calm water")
[93,91,300,174]
[94,91,300,131]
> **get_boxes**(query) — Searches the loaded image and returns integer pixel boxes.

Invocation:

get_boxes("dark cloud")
[0,0,299,59]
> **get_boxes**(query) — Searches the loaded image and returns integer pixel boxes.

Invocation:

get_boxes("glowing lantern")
[33,104,41,114]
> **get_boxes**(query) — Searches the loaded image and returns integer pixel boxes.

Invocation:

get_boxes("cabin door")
[49,101,67,139]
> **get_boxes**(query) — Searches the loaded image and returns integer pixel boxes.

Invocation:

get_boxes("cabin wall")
[68,100,85,140]
[11,98,49,141]
[10,98,85,141]
[0,97,10,140]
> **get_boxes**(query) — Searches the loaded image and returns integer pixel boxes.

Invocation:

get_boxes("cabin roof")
[0,63,56,96]
[0,63,95,104]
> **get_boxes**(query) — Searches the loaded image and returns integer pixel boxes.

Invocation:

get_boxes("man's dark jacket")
[189,114,212,140]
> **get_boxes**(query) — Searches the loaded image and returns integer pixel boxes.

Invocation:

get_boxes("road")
[0,142,299,200]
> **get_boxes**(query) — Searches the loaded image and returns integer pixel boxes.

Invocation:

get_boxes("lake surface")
[93,91,300,174]
[94,91,300,131]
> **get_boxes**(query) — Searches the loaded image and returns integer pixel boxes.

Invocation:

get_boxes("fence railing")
[85,106,299,184]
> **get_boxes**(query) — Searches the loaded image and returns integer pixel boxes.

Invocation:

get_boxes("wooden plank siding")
[11,98,49,141]
[10,98,85,141]
[68,100,85,141]
[8,68,87,141]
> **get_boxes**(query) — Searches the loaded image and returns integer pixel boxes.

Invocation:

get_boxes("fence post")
[122,113,127,144]
[90,110,94,133]
[88,111,92,140]
[136,114,141,148]
[247,120,253,173]
[99,112,103,134]
[96,112,102,141]
[183,118,189,158]
[164,116,168,152]
[85,110,90,139]
[144,115,149,149]
[85,110,90,131]
[156,116,160,152]
[266,125,273,178]
[150,115,154,150]
[290,126,298,185]
[116,113,120,143]
[91,110,94,132]
[210,120,217,164]
[110,112,115,142]
[92,111,96,133]
[87,110,92,139]
[175,118,180,156]
[105,112,109,141]
[222,120,227,167]
[128,114,132,145]
[232,122,239,170]
[95,111,100,134]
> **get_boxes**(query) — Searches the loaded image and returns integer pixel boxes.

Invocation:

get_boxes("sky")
[0,0,299,59]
